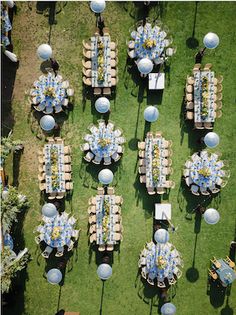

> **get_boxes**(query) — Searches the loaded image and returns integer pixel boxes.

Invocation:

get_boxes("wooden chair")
[103,27,110,36]
[187,75,194,85]
[194,122,204,129]
[97,187,104,195]
[140,175,146,184]
[147,187,155,195]
[56,192,65,199]
[90,233,97,243]
[38,173,45,182]
[106,244,114,251]
[225,256,235,268]
[203,63,212,71]
[88,206,96,215]
[64,156,72,164]
[110,59,117,68]
[155,131,162,138]
[84,152,94,162]
[138,166,146,174]
[138,141,145,150]
[89,215,96,225]
[186,84,193,93]
[115,195,123,205]
[82,39,91,50]
[191,185,200,195]
[64,145,72,155]
[65,182,73,191]
[208,269,218,280]
[107,186,115,195]
[94,27,100,36]
[65,173,72,181]
[139,150,145,158]
[54,137,63,144]
[98,245,106,252]
[214,110,222,119]
[186,101,194,110]
[82,68,92,77]
[82,60,92,69]
[110,41,117,50]
[217,75,223,84]
[157,187,165,194]
[94,88,102,96]
[211,257,221,269]
[139,159,146,167]
[165,180,175,189]
[193,63,201,71]
[216,93,222,101]
[186,93,193,102]
[204,122,213,129]
[83,49,92,59]
[103,87,111,96]
[88,197,96,205]
[48,192,57,200]
[111,78,117,86]
[111,69,117,77]
[186,111,194,120]
[83,77,92,86]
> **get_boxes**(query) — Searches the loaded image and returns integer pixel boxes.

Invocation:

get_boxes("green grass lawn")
[2,1,236,315]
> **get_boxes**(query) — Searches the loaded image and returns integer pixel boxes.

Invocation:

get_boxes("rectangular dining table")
[148,73,165,90]
[193,70,215,123]
[91,36,112,88]
[145,137,167,189]
[155,203,172,220]
[95,195,117,245]
[44,144,66,193]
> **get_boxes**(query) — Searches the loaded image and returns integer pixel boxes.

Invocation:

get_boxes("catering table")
[1,8,12,46]
[44,144,66,193]
[133,24,165,60]
[32,73,66,112]
[88,125,119,158]
[41,213,74,248]
[216,259,236,286]
[95,195,117,245]
[91,36,112,88]
[148,73,165,90]
[194,70,215,123]
[155,203,171,220]
[145,137,167,188]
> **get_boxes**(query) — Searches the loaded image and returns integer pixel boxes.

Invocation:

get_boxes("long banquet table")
[44,144,66,193]
[91,36,112,88]
[95,195,117,245]
[145,137,167,189]
[193,70,215,123]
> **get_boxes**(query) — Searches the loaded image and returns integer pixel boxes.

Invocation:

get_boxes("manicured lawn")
[2,1,236,315]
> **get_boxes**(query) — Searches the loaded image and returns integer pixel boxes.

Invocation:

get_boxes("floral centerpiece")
[156,255,167,270]
[142,38,156,49]
[44,87,56,98]
[152,144,160,182]
[97,39,105,82]
[199,167,211,178]
[51,226,61,240]
[98,137,111,148]
[50,148,60,190]
[201,76,209,118]
[102,199,110,243]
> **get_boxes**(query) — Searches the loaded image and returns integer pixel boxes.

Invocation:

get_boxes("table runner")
[91,36,112,88]
[145,137,166,188]
[96,195,117,245]
[194,70,215,123]
[44,144,66,193]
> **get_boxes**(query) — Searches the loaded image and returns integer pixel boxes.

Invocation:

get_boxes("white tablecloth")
[194,70,215,123]
[96,195,117,245]
[91,36,112,88]
[155,203,171,220]
[44,144,65,193]
[148,73,165,90]
[145,137,167,188]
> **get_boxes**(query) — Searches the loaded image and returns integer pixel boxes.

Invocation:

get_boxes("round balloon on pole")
[95,97,110,113]
[90,0,106,13]
[137,58,153,75]
[161,302,177,315]
[203,32,219,49]
[154,229,169,244]
[37,44,52,60]
[40,115,55,131]
[42,203,58,218]
[203,208,220,225]
[47,269,62,285]
[98,169,114,185]
[144,106,159,122]
[204,132,220,148]
[97,263,112,280]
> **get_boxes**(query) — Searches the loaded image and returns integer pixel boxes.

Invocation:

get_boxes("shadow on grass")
[2,199,30,315]
[186,1,199,49]
[1,53,19,137]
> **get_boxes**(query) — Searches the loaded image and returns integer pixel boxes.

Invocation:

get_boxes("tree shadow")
[12,150,23,187]
[1,53,19,137]
[186,2,199,49]
[209,280,227,308]
[185,233,199,283]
